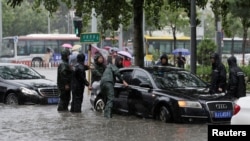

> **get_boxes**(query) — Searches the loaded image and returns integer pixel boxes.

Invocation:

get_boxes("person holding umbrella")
[176,52,186,68]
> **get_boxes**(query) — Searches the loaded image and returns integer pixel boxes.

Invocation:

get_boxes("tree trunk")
[242,25,248,66]
[172,26,177,66]
[133,0,144,67]
[231,37,234,56]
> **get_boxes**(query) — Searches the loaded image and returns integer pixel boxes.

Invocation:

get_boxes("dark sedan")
[90,66,234,123]
[0,63,59,105]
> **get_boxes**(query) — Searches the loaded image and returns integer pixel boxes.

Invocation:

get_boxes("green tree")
[7,0,208,67]
[160,0,189,49]
[229,0,250,65]
[3,0,73,36]
[3,0,47,36]
[197,39,217,66]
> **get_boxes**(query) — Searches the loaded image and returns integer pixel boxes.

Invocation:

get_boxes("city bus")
[145,35,250,55]
[0,34,82,66]
[144,35,190,55]
[144,35,250,65]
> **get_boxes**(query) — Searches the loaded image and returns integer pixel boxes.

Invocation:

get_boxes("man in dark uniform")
[70,53,90,113]
[100,56,128,118]
[209,53,227,94]
[226,56,246,99]
[156,54,174,66]
[57,49,72,111]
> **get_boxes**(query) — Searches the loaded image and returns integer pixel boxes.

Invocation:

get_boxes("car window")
[119,70,133,85]
[0,65,41,80]
[146,68,207,89]
[132,70,151,86]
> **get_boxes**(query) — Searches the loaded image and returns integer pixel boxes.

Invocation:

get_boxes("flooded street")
[0,68,208,141]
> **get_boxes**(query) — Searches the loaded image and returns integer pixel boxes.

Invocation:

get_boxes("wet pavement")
[0,68,209,141]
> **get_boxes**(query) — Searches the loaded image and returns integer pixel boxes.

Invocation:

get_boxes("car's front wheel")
[95,97,105,112]
[158,106,171,123]
[5,93,19,105]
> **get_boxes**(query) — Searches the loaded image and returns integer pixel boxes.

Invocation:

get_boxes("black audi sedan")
[90,66,234,124]
[0,63,59,105]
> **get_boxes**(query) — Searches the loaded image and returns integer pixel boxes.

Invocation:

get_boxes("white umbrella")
[118,51,132,59]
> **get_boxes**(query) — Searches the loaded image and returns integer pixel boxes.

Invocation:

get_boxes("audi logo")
[215,104,228,109]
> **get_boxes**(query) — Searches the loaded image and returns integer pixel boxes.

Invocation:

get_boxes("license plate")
[213,111,232,118]
[48,97,59,104]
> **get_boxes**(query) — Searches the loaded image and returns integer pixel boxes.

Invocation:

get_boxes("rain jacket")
[70,53,89,112]
[71,53,89,89]
[209,53,227,94]
[57,49,72,111]
[100,57,124,85]
[57,49,72,90]
[227,56,246,98]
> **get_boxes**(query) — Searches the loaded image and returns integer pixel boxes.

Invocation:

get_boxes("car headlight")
[178,100,202,108]
[20,87,38,95]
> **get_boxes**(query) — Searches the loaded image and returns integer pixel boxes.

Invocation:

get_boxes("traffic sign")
[80,33,100,43]
[14,36,18,43]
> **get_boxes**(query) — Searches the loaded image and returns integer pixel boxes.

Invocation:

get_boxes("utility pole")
[190,0,197,74]
[215,0,222,61]
[91,8,97,47]
[48,12,50,34]
[0,0,2,52]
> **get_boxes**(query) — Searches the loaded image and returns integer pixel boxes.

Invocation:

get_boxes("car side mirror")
[41,75,46,79]
[139,82,152,88]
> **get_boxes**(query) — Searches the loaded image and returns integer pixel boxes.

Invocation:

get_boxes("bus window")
[17,41,29,56]
[0,39,14,57]
[30,40,45,54]
[45,40,58,53]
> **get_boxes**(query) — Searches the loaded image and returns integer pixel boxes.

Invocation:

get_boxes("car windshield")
[0,65,42,80]
[146,68,207,89]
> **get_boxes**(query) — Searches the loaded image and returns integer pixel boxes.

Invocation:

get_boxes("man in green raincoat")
[100,56,128,118]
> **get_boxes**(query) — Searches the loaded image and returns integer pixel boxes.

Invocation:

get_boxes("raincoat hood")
[77,53,85,63]
[227,56,237,68]
[61,49,70,62]
[160,54,168,61]
[210,53,221,69]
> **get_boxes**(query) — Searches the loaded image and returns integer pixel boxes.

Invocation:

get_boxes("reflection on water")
[0,104,207,141]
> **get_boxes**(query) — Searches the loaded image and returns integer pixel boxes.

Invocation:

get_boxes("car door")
[113,69,133,113]
[128,69,154,116]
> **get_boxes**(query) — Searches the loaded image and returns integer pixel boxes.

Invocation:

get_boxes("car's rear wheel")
[158,106,171,123]
[95,97,105,112]
[5,93,19,105]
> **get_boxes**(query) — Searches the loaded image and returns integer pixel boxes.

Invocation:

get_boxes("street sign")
[80,33,100,43]
[14,36,18,43]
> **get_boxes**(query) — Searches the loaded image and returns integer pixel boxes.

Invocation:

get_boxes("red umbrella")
[62,43,72,48]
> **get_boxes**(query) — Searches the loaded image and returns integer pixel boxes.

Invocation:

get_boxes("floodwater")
[0,103,208,141]
[0,68,208,141]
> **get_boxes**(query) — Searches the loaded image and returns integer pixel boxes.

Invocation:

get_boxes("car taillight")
[233,104,241,115]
